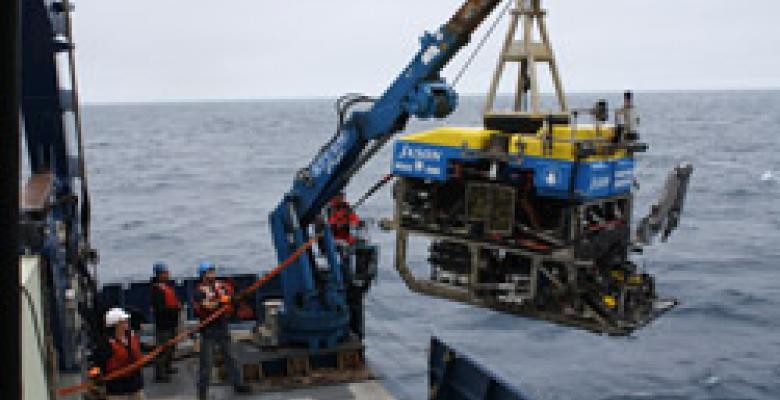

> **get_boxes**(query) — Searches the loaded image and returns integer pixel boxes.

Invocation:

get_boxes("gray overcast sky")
[72,0,780,103]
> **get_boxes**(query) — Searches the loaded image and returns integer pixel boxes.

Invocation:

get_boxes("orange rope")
[56,236,319,397]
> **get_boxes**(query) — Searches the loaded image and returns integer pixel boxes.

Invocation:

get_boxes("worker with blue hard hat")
[149,261,181,383]
[197,262,216,277]
[153,261,168,275]
[193,261,250,398]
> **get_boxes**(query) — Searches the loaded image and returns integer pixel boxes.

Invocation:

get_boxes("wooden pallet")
[215,336,372,392]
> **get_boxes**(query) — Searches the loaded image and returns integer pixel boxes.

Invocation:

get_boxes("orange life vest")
[328,204,360,245]
[155,282,181,309]
[105,332,143,374]
[194,280,233,319]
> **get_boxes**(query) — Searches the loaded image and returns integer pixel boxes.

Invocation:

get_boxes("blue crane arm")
[281,0,504,225]
[268,0,504,348]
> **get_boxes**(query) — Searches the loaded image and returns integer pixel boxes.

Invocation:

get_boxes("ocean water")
[84,91,780,400]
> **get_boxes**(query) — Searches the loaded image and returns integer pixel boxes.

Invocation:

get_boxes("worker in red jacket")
[327,192,361,246]
[93,307,145,399]
[150,262,181,382]
[193,262,251,399]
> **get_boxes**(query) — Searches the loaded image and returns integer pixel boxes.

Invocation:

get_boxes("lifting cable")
[451,0,512,87]
[353,173,395,210]
[55,236,320,398]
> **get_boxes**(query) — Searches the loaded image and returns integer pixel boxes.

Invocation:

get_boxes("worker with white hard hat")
[92,307,146,399]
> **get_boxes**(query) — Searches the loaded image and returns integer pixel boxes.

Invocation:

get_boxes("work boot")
[234,384,252,395]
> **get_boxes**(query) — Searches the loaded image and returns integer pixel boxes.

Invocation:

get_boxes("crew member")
[328,193,368,338]
[615,90,640,142]
[193,262,251,399]
[150,262,180,383]
[327,192,361,246]
[93,308,145,400]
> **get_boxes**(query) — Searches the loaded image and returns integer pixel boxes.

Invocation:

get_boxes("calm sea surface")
[84,92,780,400]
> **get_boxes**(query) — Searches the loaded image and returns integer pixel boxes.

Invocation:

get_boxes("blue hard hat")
[153,262,168,275]
[197,262,216,277]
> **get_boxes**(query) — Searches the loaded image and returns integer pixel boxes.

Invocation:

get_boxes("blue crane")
[269,0,505,349]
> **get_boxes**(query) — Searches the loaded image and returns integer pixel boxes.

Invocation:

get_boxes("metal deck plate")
[140,358,395,400]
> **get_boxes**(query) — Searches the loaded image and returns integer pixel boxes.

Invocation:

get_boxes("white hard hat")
[105,307,130,327]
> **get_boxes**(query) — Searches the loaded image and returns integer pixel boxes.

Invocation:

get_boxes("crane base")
[232,335,370,391]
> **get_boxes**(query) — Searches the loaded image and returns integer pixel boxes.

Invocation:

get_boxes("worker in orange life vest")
[327,192,361,246]
[193,262,251,399]
[93,307,145,400]
[150,262,181,382]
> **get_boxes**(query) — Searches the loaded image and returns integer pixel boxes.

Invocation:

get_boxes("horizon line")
[82,87,780,106]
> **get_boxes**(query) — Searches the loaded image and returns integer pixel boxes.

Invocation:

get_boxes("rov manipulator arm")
[636,163,694,245]
[267,0,504,347]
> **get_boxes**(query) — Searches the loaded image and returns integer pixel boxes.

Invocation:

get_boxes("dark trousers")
[197,326,240,393]
[154,327,176,378]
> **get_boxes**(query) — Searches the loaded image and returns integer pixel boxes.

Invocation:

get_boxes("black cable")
[337,94,375,130]
[305,94,376,174]
[354,174,395,210]
[336,93,373,113]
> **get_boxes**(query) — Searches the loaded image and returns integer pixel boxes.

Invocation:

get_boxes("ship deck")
[141,358,397,400]
[140,330,397,400]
